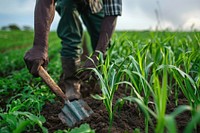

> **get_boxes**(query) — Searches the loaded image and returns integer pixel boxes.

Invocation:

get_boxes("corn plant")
[83,41,141,132]
[112,31,200,133]
[88,50,122,132]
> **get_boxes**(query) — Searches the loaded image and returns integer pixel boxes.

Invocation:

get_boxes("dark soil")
[41,83,200,133]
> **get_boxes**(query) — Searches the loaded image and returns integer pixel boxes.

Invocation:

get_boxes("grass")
[0,30,200,132]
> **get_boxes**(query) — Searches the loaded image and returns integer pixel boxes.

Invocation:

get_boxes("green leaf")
[165,115,177,133]
[184,110,200,133]
[70,123,95,133]
[13,120,31,133]
[170,105,191,117]
[122,96,156,119]
[91,94,106,100]
[5,114,17,129]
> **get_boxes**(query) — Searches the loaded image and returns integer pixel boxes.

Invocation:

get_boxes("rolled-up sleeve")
[103,0,122,16]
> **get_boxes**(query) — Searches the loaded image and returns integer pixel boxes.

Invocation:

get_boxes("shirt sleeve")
[103,0,122,16]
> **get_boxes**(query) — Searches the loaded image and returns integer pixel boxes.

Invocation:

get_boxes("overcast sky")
[0,0,200,31]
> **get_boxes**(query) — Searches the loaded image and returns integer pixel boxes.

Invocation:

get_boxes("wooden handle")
[38,66,67,101]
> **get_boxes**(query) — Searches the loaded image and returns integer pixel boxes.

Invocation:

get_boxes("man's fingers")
[77,70,97,81]
[24,48,49,77]
[24,58,45,77]
[24,60,32,73]
[77,71,86,80]
[30,60,44,77]
[42,57,49,70]
[76,70,88,81]
[81,72,90,81]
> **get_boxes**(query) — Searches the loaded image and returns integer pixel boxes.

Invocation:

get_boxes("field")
[0,30,200,133]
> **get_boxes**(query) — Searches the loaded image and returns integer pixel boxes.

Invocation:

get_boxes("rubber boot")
[58,57,81,101]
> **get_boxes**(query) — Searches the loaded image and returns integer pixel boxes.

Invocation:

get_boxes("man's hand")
[24,0,55,77]
[24,47,48,77]
[77,53,98,81]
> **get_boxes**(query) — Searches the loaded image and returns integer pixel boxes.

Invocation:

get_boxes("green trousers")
[56,0,104,59]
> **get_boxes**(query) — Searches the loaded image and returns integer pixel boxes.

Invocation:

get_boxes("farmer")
[24,0,122,101]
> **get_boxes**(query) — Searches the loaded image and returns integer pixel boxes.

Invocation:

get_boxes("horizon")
[0,0,200,31]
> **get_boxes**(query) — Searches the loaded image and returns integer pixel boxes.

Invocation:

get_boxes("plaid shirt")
[103,0,122,16]
[89,0,122,16]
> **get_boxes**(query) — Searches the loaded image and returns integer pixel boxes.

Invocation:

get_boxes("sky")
[0,0,200,31]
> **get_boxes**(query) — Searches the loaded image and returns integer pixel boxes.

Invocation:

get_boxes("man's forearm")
[33,0,55,51]
[23,0,55,76]
[95,16,117,54]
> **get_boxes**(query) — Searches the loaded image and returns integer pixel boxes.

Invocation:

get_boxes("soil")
[41,82,200,133]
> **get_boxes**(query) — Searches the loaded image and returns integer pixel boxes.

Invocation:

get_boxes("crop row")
[90,31,200,132]
[0,30,200,133]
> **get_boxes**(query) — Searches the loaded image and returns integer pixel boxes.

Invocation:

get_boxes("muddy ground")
[41,83,200,133]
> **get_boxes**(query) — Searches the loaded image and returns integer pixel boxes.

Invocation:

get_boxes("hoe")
[38,66,93,127]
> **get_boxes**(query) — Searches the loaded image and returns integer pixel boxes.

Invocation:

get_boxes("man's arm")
[84,0,122,68]
[94,0,122,56]
[24,0,55,76]
[79,0,122,80]
[94,15,117,56]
